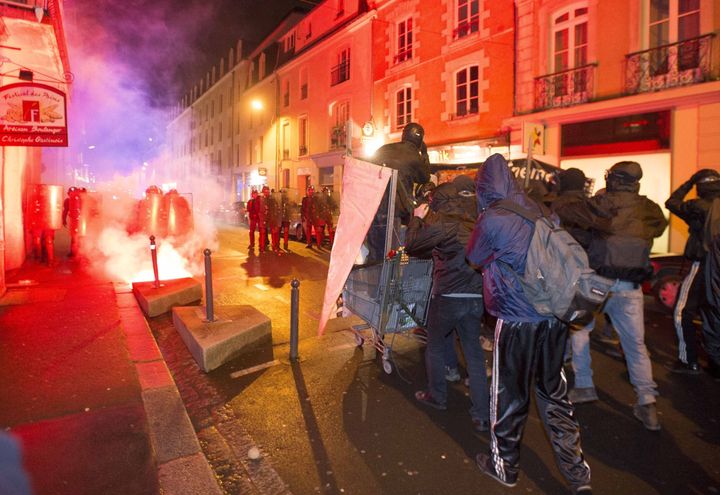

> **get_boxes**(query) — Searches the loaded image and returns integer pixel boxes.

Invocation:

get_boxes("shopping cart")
[342,250,433,374]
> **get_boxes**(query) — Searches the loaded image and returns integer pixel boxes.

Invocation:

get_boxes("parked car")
[643,253,689,312]
[233,201,248,226]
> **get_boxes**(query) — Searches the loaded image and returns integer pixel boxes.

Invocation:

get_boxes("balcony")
[453,18,479,40]
[330,61,350,86]
[534,64,596,111]
[625,34,714,95]
[330,125,346,150]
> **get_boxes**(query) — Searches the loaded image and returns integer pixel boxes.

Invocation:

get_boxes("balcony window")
[394,18,413,64]
[454,0,479,39]
[331,48,351,86]
[300,68,308,99]
[299,116,308,156]
[455,66,479,118]
[395,87,412,130]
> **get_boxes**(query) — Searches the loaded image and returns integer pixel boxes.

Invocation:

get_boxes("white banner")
[318,157,392,335]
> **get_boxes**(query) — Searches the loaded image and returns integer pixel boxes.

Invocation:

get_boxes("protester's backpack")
[703,197,720,252]
[493,199,613,326]
[704,198,720,310]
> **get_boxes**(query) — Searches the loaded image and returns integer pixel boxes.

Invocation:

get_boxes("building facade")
[167,0,717,252]
[371,0,515,165]
[507,0,720,253]
[0,0,71,295]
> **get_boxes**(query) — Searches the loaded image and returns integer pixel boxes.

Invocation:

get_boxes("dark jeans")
[425,295,489,422]
[490,318,590,487]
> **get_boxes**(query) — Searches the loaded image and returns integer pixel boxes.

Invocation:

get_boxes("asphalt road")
[147,224,720,495]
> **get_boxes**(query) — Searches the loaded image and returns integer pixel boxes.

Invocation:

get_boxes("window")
[395,87,412,130]
[284,31,296,53]
[455,0,479,39]
[257,136,264,163]
[455,66,479,117]
[648,0,700,74]
[283,168,290,188]
[553,7,588,72]
[330,101,349,149]
[331,47,351,86]
[283,79,290,107]
[282,121,290,160]
[299,115,308,156]
[300,69,308,99]
[248,139,253,164]
[395,18,413,63]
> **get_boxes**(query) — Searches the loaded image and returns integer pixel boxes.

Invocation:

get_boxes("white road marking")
[230,359,281,378]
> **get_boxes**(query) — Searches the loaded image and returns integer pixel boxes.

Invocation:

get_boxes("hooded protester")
[465,154,591,493]
[665,168,720,379]
[405,181,489,435]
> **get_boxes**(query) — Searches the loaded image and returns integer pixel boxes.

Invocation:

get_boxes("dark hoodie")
[405,183,482,295]
[466,154,553,322]
[665,174,720,261]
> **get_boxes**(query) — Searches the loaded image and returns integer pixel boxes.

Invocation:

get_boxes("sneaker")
[472,418,489,434]
[475,453,517,488]
[572,485,593,494]
[445,366,461,382]
[633,403,661,431]
[414,390,446,410]
[666,360,702,375]
[568,387,599,404]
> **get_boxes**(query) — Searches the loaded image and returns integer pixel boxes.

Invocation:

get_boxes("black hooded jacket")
[370,141,431,223]
[405,183,482,296]
[666,178,720,261]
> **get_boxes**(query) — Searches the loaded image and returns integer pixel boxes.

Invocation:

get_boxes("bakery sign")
[0,83,68,147]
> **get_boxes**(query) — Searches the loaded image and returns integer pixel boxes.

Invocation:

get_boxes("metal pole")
[150,235,160,289]
[290,278,300,361]
[204,249,214,322]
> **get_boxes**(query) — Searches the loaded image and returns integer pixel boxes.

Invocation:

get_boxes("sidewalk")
[0,253,221,494]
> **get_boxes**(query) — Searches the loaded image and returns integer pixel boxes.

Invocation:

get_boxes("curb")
[115,288,223,495]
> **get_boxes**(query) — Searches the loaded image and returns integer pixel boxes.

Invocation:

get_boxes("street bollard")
[290,278,300,361]
[150,235,160,289]
[204,249,214,322]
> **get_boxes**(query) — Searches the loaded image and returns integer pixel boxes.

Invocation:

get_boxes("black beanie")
[558,168,586,192]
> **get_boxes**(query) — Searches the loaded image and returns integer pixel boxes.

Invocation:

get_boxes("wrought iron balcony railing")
[330,61,350,86]
[534,64,596,111]
[330,125,347,150]
[625,33,714,95]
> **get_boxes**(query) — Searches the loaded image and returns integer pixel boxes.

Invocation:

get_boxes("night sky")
[62,0,314,179]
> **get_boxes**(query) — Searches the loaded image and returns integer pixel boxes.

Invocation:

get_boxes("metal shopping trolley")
[342,250,433,374]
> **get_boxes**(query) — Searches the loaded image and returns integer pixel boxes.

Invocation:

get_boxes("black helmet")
[401,122,424,148]
[607,161,643,182]
[696,169,720,199]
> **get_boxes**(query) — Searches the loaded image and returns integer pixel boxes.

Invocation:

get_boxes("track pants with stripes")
[674,260,720,365]
[489,318,591,487]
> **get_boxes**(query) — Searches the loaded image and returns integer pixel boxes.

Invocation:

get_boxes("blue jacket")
[466,154,551,322]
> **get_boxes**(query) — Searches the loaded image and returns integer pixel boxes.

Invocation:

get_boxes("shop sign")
[0,83,68,147]
[523,122,545,155]
[258,167,267,176]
